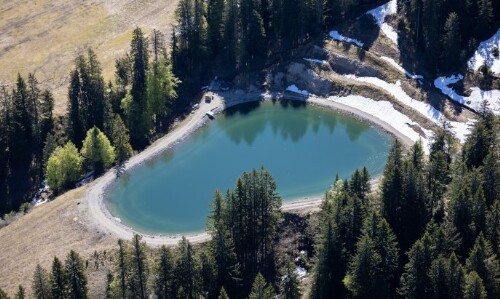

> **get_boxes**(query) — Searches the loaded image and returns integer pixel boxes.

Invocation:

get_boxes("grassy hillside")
[0,0,178,114]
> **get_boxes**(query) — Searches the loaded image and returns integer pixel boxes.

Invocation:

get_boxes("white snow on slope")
[286,85,309,96]
[434,74,500,114]
[468,29,500,75]
[381,56,423,80]
[343,74,472,142]
[366,0,398,44]
[304,58,327,64]
[312,95,430,150]
[329,30,364,48]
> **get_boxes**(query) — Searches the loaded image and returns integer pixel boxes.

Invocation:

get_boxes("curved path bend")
[85,91,413,246]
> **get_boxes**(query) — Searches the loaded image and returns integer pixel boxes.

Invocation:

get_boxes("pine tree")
[398,233,434,298]
[200,252,216,298]
[208,190,241,297]
[175,237,199,298]
[9,74,36,210]
[486,201,500,255]
[14,286,25,299]
[111,114,133,165]
[464,271,488,299]
[483,150,500,206]
[381,140,404,236]
[441,12,461,70]
[448,253,466,299]
[281,262,301,299]
[67,69,84,147]
[128,234,149,299]
[310,183,348,299]
[222,0,240,70]
[39,90,54,144]
[343,235,381,297]
[207,0,225,58]
[51,257,65,299]
[32,264,51,299]
[218,287,229,299]
[465,233,500,298]
[155,245,174,299]
[248,273,274,299]
[128,27,150,148]
[112,239,128,299]
[429,256,449,298]
[476,0,493,38]
[64,250,88,299]
[0,287,9,299]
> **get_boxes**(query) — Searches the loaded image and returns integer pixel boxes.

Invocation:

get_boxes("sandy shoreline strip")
[85,90,415,246]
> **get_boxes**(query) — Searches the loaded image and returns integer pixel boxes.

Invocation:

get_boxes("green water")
[106,101,392,234]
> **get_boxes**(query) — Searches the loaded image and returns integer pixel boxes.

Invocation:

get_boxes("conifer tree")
[51,257,65,299]
[466,234,500,298]
[464,271,488,299]
[32,265,51,299]
[398,233,434,298]
[281,262,301,299]
[128,27,150,147]
[477,0,493,38]
[111,114,133,165]
[112,239,128,299]
[448,253,466,299]
[64,250,88,299]
[483,150,500,206]
[207,0,225,59]
[175,237,199,298]
[218,287,229,299]
[14,286,25,299]
[0,287,9,299]
[343,235,381,297]
[128,234,149,299]
[155,245,174,299]
[381,140,404,234]
[248,273,274,299]
[486,201,500,255]
[441,12,461,70]
[208,190,241,296]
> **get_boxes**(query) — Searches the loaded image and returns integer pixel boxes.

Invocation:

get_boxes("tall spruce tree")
[154,245,175,299]
[32,265,51,299]
[128,234,149,299]
[64,250,88,299]
[51,257,65,299]
[465,234,500,298]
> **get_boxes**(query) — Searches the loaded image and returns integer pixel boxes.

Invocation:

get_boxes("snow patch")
[295,267,307,278]
[467,29,500,75]
[380,56,423,79]
[329,30,364,48]
[366,0,398,44]
[434,74,500,114]
[314,94,430,150]
[343,74,471,142]
[304,58,327,64]
[286,85,309,96]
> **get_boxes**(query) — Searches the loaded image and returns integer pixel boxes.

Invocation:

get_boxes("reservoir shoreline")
[85,90,414,246]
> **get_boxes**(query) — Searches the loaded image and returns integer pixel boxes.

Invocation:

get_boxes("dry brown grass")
[0,187,117,297]
[0,0,179,115]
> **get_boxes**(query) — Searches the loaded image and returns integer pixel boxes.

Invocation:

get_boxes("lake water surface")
[106,101,392,234]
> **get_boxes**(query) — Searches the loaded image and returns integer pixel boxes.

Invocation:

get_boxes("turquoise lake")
[106,101,392,234]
